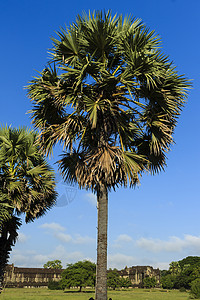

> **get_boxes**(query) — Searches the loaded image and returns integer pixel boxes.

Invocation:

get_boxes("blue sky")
[1,0,200,270]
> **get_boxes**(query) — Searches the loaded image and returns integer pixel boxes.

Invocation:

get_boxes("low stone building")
[119,266,160,287]
[4,264,160,288]
[4,264,63,288]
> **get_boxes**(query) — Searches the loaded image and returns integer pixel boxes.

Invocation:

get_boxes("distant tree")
[179,256,200,270]
[161,274,175,289]
[143,276,157,288]
[173,273,191,290]
[60,260,96,292]
[48,280,62,290]
[190,278,200,299]
[107,269,121,290]
[120,277,132,288]
[169,261,181,276]
[191,266,200,281]
[160,269,170,277]
[44,260,63,269]
[161,257,200,290]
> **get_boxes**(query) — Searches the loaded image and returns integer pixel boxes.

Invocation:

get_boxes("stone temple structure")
[3,264,160,288]
[4,264,62,288]
[119,266,160,287]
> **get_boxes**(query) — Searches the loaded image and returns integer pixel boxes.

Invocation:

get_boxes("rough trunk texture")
[0,230,11,293]
[95,186,108,300]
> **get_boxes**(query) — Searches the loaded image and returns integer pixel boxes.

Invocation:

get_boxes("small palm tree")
[0,126,57,291]
[27,11,190,300]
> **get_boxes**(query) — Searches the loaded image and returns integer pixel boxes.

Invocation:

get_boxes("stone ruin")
[119,265,160,287]
[3,264,160,288]
[4,264,62,288]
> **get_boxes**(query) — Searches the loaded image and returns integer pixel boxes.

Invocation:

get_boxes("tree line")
[46,256,200,298]
[45,259,157,291]
[161,256,200,297]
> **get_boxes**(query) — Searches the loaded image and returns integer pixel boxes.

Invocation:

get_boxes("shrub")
[161,274,175,289]
[143,276,156,288]
[190,279,200,299]
[48,280,62,290]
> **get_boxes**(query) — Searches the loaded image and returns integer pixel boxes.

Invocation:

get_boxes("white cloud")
[73,234,95,244]
[17,232,29,243]
[39,222,65,232]
[85,192,97,206]
[108,253,137,269]
[112,234,133,248]
[11,253,30,266]
[136,234,200,253]
[154,262,170,270]
[10,246,85,268]
[54,232,72,243]
[54,232,95,244]
[40,222,95,245]
[116,234,133,243]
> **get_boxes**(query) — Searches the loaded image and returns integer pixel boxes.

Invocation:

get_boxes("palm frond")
[27,10,191,191]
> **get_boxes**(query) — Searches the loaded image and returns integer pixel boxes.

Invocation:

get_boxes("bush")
[190,279,200,299]
[48,280,62,290]
[143,276,156,288]
[161,274,175,289]
[179,287,186,292]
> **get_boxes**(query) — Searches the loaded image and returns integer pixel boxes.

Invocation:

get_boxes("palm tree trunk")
[95,185,108,300]
[0,230,11,293]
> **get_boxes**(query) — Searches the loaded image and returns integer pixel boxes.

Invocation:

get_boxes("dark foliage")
[48,280,62,290]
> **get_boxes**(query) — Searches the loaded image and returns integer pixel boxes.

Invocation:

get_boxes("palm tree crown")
[0,126,57,222]
[28,11,190,192]
[0,126,57,291]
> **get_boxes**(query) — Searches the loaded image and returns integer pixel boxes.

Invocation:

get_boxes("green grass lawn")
[0,288,190,300]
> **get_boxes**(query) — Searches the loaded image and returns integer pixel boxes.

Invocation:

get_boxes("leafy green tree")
[27,10,190,300]
[160,269,170,277]
[161,274,175,289]
[0,126,57,292]
[107,269,121,290]
[120,277,132,288]
[44,260,63,269]
[60,260,96,292]
[143,276,157,288]
[173,273,192,290]
[190,279,200,299]
[161,257,200,290]
[179,257,200,270]
[169,261,181,276]
[48,280,62,290]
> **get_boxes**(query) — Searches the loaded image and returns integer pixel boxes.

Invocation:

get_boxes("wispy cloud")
[54,232,72,243]
[136,234,200,253]
[73,234,95,244]
[108,253,137,269]
[10,245,85,268]
[17,232,29,243]
[112,234,133,248]
[39,222,65,232]
[84,192,97,206]
[40,222,95,245]
[116,234,133,243]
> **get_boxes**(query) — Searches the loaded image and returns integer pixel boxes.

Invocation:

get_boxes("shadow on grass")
[64,290,94,293]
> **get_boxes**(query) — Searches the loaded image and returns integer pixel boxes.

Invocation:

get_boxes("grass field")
[0,288,190,300]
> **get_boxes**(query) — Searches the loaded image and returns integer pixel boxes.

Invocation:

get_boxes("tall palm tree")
[27,11,190,300]
[0,126,57,291]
